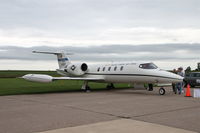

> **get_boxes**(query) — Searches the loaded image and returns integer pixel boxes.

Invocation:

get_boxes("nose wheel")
[159,87,165,95]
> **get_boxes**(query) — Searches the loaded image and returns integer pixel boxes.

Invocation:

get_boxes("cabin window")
[103,67,105,71]
[120,66,124,71]
[108,67,111,71]
[114,66,117,71]
[139,63,158,69]
[97,67,100,72]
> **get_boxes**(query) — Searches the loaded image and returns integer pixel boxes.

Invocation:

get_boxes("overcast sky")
[0,0,200,70]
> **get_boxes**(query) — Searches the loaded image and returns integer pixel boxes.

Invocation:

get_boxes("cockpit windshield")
[139,63,158,69]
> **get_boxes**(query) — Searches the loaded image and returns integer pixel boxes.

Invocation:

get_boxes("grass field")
[0,70,59,78]
[0,78,130,96]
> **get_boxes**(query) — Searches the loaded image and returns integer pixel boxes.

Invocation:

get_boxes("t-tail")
[32,51,72,69]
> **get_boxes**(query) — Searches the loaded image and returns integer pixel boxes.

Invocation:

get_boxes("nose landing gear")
[159,87,166,95]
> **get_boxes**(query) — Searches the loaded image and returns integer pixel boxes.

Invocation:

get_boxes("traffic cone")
[185,84,192,97]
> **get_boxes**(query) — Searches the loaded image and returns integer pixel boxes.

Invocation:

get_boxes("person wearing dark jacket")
[172,69,177,94]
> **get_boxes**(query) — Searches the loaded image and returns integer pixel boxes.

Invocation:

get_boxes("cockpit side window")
[139,63,158,69]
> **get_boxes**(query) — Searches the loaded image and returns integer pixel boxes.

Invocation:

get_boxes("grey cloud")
[0,0,200,48]
[0,0,199,33]
[0,44,200,62]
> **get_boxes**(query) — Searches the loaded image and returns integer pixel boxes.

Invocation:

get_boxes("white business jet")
[22,51,183,95]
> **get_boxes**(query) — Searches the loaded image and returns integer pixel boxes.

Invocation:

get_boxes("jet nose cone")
[179,75,184,80]
[177,75,184,81]
[159,70,184,83]
[171,73,184,82]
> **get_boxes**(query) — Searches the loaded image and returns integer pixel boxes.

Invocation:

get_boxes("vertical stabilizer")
[56,52,70,68]
[32,51,72,69]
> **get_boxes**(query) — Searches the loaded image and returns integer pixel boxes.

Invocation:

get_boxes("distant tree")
[185,66,191,73]
[198,63,200,71]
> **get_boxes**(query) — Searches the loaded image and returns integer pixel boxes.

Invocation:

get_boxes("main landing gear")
[148,84,154,91]
[81,82,115,92]
[81,81,91,92]
[106,83,115,89]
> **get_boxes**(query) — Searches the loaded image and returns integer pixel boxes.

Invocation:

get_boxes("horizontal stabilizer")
[32,51,72,68]
[32,51,73,55]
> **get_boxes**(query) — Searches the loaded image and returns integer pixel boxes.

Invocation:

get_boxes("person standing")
[177,67,185,94]
[172,69,177,94]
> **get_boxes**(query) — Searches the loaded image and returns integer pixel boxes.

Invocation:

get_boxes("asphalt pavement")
[0,87,199,133]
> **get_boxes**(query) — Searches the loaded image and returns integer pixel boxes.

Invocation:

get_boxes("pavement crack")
[65,105,131,119]
[5,96,200,122]
[5,97,131,119]
[132,105,200,118]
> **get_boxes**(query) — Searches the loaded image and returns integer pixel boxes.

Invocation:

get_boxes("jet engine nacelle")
[22,74,53,83]
[65,63,88,76]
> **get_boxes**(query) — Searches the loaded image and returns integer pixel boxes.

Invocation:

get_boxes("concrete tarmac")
[39,119,196,133]
[0,88,200,133]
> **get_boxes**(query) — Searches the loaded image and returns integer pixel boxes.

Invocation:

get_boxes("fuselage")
[22,51,184,95]
[58,62,183,84]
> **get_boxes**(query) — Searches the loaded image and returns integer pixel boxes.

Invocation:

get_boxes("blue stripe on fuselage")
[58,58,68,61]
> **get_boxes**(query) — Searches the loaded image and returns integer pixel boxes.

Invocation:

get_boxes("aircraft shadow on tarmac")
[24,87,164,96]
[14,87,129,96]
[112,90,164,96]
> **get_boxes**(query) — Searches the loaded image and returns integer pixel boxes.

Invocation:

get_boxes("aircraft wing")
[21,74,105,83]
[53,77,105,81]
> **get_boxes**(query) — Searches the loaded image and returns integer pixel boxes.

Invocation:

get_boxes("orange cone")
[185,84,192,97]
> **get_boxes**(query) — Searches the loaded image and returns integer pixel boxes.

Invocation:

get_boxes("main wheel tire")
[107,83,115,89]
[106,85,111,90]
[85,86,91,92]
[159,88,165,95]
